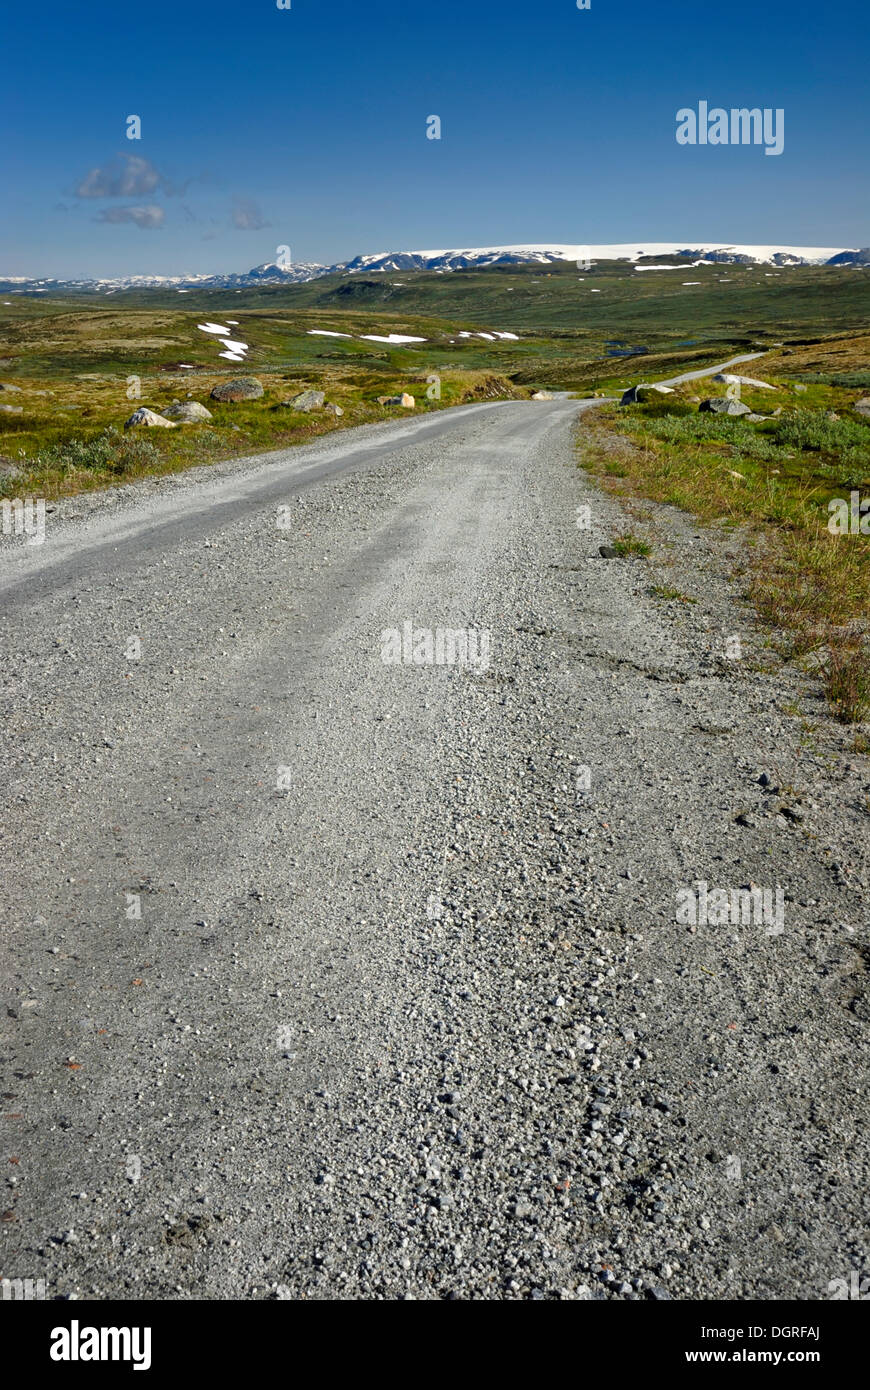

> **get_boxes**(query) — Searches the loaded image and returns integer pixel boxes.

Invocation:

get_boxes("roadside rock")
[699,397,752,417]
[636,384,675,401]
[124,407,178,429]
[712,373,776,390]
[210,378,264,403]
[162,401,213,423]
[281,389,325,412]
[620,383,673,405]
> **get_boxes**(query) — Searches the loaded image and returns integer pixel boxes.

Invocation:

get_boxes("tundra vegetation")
[577,334,870,723]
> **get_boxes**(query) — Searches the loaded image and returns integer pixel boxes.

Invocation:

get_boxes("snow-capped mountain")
[339,242,858,273]
[0,243,863,293]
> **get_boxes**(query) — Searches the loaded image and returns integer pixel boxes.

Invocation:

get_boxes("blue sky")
[1,0,867,277]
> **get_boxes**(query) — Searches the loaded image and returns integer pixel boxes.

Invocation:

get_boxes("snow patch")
[360,333,426,344]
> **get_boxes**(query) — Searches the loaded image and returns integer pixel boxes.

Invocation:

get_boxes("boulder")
[0,403,23,414]
[853,398,870,418]
[699,397,752,417]
[712,373,776,389]
[281,389,325,412]
[324,402,344,416]
[636,384,675,401]
[162,400,212,422]
[0,383,23,393]
[210,377,264,403]
[124,407,177,429]
[620,382,672,404]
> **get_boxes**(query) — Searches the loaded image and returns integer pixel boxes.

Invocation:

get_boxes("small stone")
[124,407,177,429]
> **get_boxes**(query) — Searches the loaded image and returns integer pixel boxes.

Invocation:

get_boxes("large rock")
[636,384,675,401]
[280,389,325,412]
[0,383,23,392]
[124,407,177,429]
[853,398,870,418]
[620,382,673,405]
[0,403,23,414]
[699,397,752,417]
[162,400,212,422]
[210,377,264,403]
[712,373,776,389]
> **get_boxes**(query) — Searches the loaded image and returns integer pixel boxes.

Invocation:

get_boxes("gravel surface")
[1,394,867,1301]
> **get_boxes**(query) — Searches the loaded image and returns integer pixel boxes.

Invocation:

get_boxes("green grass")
[0,361,525,498]
[578,375,870,723]
[612,533,652,557]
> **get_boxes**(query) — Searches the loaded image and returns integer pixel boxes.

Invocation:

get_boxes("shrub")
[770,410,870,463]
[35,427,162,476]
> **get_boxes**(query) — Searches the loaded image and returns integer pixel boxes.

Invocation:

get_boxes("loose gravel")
[1,397,867,1300]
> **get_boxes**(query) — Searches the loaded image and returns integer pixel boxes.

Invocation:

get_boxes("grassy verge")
[577,367,870,723]
[0,366,525,499]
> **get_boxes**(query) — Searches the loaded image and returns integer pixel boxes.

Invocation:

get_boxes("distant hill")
[1,241,861,295]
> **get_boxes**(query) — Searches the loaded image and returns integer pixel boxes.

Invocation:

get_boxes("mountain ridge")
[1,241,865,293]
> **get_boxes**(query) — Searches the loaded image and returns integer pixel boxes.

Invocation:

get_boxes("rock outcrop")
[210,378,264,402]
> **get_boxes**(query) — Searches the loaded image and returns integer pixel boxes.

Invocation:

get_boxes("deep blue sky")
[2,0,866,277]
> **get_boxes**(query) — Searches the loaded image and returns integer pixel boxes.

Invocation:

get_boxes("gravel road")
[1,389,867,1301]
